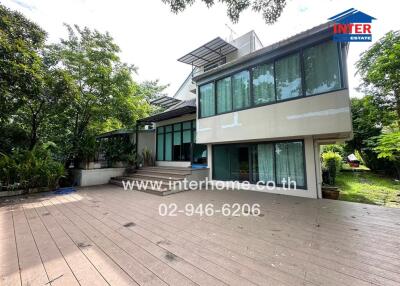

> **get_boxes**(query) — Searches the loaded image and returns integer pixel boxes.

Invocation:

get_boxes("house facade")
[138,22,352,198]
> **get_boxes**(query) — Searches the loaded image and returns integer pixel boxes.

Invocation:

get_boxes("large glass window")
[198,40,343,118]
[275,141,305,188]
[156,120,207,163]
[304,41,341,95]
[216,77,232,114]
[252,63,275,105]
[213,140,306,189]
[199,83,215,117]
[275,53,302,100]
[232,71,250,110]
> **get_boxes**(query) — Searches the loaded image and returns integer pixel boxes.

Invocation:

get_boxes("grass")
[336,170,400,207]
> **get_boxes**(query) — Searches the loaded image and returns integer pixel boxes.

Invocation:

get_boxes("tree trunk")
[29,115,38,150]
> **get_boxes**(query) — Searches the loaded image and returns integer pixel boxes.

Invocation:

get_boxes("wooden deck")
[1,185,400,286]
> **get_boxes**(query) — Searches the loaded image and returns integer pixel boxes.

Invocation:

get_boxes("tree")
[0,4,46,125]
[162,0,286,24]
[344,96,395,171]
[374,131,400,178]
[50,25,152,165]
[356,30,400,127]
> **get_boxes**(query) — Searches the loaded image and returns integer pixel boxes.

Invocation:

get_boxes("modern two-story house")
[132,22,352,198]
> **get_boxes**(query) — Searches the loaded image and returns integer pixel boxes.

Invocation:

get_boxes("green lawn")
[336,171,400,207]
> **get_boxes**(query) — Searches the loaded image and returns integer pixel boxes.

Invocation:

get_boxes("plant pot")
[322,186,340,200]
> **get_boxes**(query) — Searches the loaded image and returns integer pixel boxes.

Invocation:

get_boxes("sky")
[3,0,398,98]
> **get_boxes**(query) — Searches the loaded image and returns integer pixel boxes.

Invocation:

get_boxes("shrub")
[0,144,65,190]
[322,151,342,185]
[321,144,345,158]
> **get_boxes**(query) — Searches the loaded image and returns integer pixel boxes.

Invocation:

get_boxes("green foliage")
[0,144,65,190]
[344,95,396,171]
[374,131,400,178]
[0,4,46,124]
[356,30,400,127]
[322,151,342,185]
[162,0,286,24]
[142,147,154,167]
[336,172,400,207]
[321,144,345,157]
[101,137,136,166]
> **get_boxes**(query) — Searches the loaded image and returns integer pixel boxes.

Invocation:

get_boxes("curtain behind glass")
[275,53,301,100]
[200,83,215,117]
[304,41,341,95]
[232,71,250,110]
[275,142,305,187]
[252,64,275,105]
[217,77,232,114]
[257,144,274,183]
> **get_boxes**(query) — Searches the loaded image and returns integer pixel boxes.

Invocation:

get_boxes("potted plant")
[321,151,342,199]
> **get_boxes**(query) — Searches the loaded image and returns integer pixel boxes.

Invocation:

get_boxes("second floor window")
[275,53,302,100]
[232,70,250,110]
[304,41,341,95]
[199,83,215,117]
[198,40,343,119]
[217,77,232,114]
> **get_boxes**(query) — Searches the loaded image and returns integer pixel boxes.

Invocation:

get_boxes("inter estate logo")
[328,8,376,42]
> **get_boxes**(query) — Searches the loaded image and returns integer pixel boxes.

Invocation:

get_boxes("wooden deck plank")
[39,199,138,286]
[22,201,80,286]
[63,194,286,286]
[2,185,400,286]
[0,205,21,286]
[53,195,200,286]
[36,199,110,286]
[83,187,400,286]
[46,196,169,286]
[12,203,49,286]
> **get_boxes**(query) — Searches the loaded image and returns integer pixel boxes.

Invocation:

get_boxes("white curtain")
[275,142,305,187]
[257,144,274,182]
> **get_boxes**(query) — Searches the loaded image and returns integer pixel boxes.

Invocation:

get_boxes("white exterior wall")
[197,90,352,144]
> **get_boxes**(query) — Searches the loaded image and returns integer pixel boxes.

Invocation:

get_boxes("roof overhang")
[138,106,196,124]
[178,37,237,67]
[150,96,181,109]
[193,22,338,83]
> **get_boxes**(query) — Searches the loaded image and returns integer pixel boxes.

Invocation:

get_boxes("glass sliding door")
[213,140,306,189]
[232,71,250,110]
[182,121,191,161]
[275,141,305,188]
[155,119,207,164]
[164,125,172,161]
[173,123,182,160]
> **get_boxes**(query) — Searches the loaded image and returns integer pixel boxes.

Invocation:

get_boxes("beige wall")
[197,90,352,144]
[206,136,319,198]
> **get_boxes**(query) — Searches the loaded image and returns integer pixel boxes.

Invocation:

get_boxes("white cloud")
[2,0,396,98]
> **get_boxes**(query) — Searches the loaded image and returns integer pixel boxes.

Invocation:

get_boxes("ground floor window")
[212,140,306,189]
[156,120,207,163]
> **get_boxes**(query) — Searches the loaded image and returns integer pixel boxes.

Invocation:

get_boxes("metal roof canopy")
[138,106,196,123]
[150,96,181,109]
[178,37,237,67]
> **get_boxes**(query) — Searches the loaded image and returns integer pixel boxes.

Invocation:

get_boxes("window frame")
[198,39,345,119]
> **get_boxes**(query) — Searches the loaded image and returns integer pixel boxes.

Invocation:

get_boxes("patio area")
[1,185,400,286]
